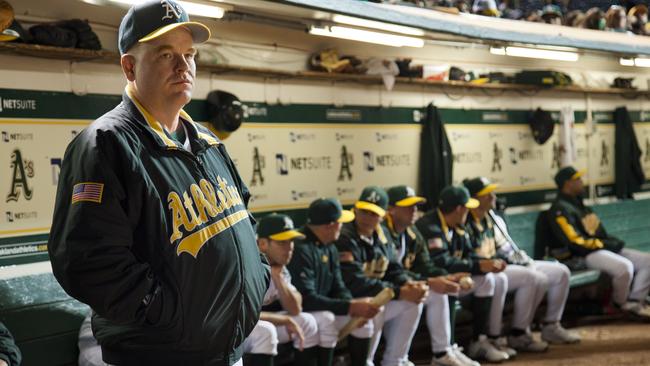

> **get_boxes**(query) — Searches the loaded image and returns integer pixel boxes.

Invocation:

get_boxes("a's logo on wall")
[250,147,265,186]
[600,140,609,166]
[161,0,183,20]
[276,153,288,175]
[491,142,502,172]
[363,151,375,171]
[338,145,353,181]
[71,130,79,139]
[51,158,62,185]
[6,149,34,203]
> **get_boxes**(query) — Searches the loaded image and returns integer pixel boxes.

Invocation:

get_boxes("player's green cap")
[118,0,210,54]
[355,186,389,217]
[554,166,584,188]
[308,198,355,225]
[438,185,479,210]
[257,213,305,241]
[463,177,499,197]
[387,185,427,207]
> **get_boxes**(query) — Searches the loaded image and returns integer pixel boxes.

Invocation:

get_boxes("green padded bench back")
[0,271,89,366]
[591,198,650,252]
[502,211,539,257]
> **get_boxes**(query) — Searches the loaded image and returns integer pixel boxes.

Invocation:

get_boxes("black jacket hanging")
[419,103,453,209]
[614,106,645,199]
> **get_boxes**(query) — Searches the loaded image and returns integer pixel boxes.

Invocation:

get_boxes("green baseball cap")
[355,186,389,217]
[554,166,584,188]
[118,0,211,54]
[463,177,499,197]
[257,213,305,241]
[438,185,479,210]
[387,185,427,207]
[308,198,355,225]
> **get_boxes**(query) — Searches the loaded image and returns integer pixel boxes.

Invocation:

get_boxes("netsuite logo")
[2,131,34,143]
[289,132,316,143]
[275,153,332,175]
[291,190,317,201]
[375,132,398,142]
[336,187,355,196]
[335,132,354,141]
[0,96,37,112]
[6,210,38,223]
[247,133,266,143]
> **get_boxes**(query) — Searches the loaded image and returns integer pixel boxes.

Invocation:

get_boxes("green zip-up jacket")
[383,215,447,279]
[0,322,20,366]
[48,90,270,366]
[286,227,352,315]
[548,193,624,258]
[336,221,412,298]
[415,209,483,274]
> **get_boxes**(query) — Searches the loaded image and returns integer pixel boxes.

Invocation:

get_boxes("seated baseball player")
[548,166,650,318]
[464,177,580,346]
[415,185,509,363]
[287,198,381,366]
[384,185,478,366]
[336,186,426,366]
[242,213,319,366]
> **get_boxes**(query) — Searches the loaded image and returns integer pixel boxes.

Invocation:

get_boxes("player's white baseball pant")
[424,292,451,353]
[586,248,650,305]
[309,310,374,349]
[242,313,320,355]
[533,260,571,323]
[490,266,547,334]
[367,300,423,366]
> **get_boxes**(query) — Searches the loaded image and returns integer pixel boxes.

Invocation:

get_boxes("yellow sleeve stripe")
[555,216,604,249]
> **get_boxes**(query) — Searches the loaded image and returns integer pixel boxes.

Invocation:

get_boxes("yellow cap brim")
[269,230,305,241]
[338,210,355,223]
[476,184,499,197]
[465,198,480,209]
[354,201,386,217]
[396,196,427,207]
[571,170,585,180]
[139,22,211,45]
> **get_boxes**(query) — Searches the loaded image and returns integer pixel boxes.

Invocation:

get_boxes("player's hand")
[282,316,305,351]
[446,272,471,283]
[0,360,7,366]
[428,276,460,294]
[479,259,505,273]
[270,264,284,278]
[349,298,380,318]
[399,282,428,303]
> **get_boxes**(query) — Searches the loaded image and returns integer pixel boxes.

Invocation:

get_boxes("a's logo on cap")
[283,216,293,230]
[366,191,380,203]
[480,177,490,186]
[161,0,183,20]
[405,186,415,197]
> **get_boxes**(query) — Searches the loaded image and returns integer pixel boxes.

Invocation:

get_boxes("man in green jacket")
[0,322,20,366]
[48,2,269,365]
[287,198,380,366]
[415,186,509,363]
[337,186,426,366]
[384,185,477,366]
[548,166,650,318]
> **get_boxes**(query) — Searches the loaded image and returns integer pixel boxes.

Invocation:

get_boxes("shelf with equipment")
[1,42,648,97]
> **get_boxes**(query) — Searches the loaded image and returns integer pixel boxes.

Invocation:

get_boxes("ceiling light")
[331,14,425,36]
[490,46,579,62]
[309,25,424,48]
[108,0,226,19]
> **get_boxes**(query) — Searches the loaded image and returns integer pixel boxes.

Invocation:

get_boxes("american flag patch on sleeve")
[71,182,104,204]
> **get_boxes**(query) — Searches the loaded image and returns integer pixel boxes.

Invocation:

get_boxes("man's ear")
[121,54,137,82]
[257,238,268,252]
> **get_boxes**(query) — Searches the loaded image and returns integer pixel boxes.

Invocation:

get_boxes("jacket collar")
[123,86,220,150]
[557,192,584,208]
